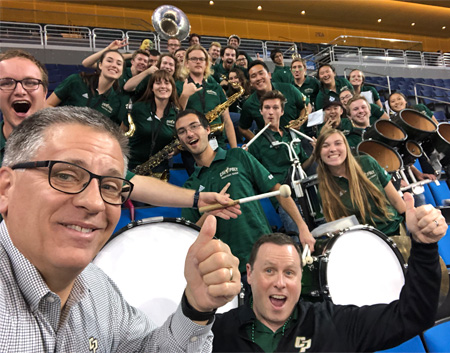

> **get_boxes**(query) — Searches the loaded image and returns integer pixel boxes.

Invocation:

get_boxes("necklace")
[250,298,292,343]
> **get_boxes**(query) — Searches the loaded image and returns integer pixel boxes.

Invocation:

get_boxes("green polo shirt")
[0,121,6,166]
[53,74,128,126]
[248,128,309,184]
[317,117,353,137]
[119,66,133,90]
[125,101,177,170]
[245,304,299,353]
[271,65,294,84]
[333,154,403,236]
[212,63,248,84]
[315,77,353,110]
[345,127,364,150]
[361,85,381,103]
[182,148,277,273]
[294,75,320,107]
[176,76,228,147]
[239,82,306,131]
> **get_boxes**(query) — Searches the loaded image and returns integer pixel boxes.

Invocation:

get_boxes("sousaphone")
[152,5,191,41]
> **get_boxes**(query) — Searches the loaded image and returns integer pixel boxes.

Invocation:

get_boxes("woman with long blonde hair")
[314,129,406,236]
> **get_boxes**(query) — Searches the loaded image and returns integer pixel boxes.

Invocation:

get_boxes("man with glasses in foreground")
[0,106,241,351]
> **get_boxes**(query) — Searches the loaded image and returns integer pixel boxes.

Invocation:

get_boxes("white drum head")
[324,227,405,306]
[93,218,237,326]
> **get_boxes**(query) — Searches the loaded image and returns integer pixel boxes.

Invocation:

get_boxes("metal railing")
[414,83,450,105]
[0,21,43,47]
[44,24,91,50]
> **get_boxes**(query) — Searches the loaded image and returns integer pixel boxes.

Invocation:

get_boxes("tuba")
[152,5,191,41]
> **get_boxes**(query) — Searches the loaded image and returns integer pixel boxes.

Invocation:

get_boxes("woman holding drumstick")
[314,129,406,236]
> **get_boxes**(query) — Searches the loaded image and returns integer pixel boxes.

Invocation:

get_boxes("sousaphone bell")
[152,5,191,41]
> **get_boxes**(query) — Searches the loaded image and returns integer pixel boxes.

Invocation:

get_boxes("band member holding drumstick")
[213,194,446,352]
[0,106,241,351]
[247,90,316,247]
[176,109,312,276]
[314,129,406,236]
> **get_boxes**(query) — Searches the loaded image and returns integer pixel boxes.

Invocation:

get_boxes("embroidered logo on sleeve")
[294,336,312,352]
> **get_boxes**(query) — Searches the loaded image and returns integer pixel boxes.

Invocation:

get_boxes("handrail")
[414,83,450,105]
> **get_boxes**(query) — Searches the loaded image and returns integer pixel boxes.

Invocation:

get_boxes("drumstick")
[199,184,291,213]
[289,128,314,142]
[302,244,313,266]
[244,123,271,149]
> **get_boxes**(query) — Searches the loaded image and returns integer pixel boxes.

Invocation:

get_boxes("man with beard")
[238,61,307,141]
[212,46,239,89]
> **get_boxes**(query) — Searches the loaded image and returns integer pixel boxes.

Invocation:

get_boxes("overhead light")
[443,26,447,29]
[209,0,214,4]
[377,18,382,23]
[301,10,306,15]
[257,5,262,10]
[411,22,415,26]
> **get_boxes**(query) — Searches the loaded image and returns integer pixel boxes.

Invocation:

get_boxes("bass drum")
[302,225,406,306]
[93,217,238,326]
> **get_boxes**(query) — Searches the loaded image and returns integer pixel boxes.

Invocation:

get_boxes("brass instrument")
[132,84,245,177]
[152,5,190,41]
[124,99,136,137]
[285,94,308,129]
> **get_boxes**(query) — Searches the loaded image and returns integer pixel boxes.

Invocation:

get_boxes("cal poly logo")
[219,166,239,179]
[294,336,312,352]
[89,337,98,353]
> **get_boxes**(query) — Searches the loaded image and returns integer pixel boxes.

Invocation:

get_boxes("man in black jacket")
[213,192,446,352]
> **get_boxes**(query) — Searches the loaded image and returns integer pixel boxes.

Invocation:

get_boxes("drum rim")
[370,119,407,143]
[396,108,437,133]
[357,140,404,171]
[317,225,407,300]
[107,216,201,245]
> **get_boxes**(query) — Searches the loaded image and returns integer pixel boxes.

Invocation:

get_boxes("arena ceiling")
[57,0,450,39]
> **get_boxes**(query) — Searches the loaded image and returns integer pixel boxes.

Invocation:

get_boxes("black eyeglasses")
[11,160,133,206]
[188,57,206,62]
[0,78,43,92]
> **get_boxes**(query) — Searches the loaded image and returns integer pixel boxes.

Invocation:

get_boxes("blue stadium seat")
[259,198,282,230]
[377,335,425,352]
[423,318,450,352]
[169,169,189,187]
[428,181,450,207]
[434,111,447,121]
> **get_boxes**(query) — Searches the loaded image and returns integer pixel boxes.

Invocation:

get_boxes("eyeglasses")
[177,122,203,136]
[11,160,133,206]
[0,78,43,92]
[291,66,304,71]
[188,57,206,63]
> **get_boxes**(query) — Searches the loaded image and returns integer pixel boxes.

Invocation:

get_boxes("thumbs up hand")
[404,192,447,243]
[184,215,240,314]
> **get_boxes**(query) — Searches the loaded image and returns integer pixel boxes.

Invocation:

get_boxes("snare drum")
[302,225,406,306]
[93,217,237,326]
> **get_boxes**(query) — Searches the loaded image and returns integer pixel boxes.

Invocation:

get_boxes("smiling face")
[175,113,210,156]
[236,54,248,69]
[247,243,302,332]
[349,99,371,128]
[131,53,149,74]
[388,93,407,112]
[228,37,239,48]
[209,45,221,61]
[349,70,363,87]
[186,49,207,77]
[318,65,336,86]
[339,90,354,106]
[159,56,176,76]
[324,104,343,128]
[222,48,236,69]
[319,132,348,172]
[99,51,123,81]
[1,123,123,280]
[249,64,271,93]
[0,57,47,139]
[261,98,284,131]
[152,77,172,100]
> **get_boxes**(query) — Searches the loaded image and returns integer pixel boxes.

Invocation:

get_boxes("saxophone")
[285,94,308,129]
[124,99,136,137]
[132,84,245,178]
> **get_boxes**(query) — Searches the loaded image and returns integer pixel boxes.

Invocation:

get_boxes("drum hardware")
[421,122,450,176]
[244,123,271,149]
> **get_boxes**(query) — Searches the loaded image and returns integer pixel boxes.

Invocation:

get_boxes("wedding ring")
[434,220,439,226]
[229,268,233,281]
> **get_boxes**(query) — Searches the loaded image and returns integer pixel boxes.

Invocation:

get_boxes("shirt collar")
[192,147,227,178]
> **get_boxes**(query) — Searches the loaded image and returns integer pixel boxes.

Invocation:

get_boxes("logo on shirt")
[294,337,312,352]
[206,90,218,96]
[365,170,376,180]
[101,102,113,114]
[89,337,98,353]
[82,93,89,99]
[219,166,239,179]
[166,119,176,127]
[199,185,206,192]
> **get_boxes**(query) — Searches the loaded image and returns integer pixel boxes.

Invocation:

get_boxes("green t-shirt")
[176,76,228,147]
[182,148,277,273]
[361,85,381,103]
[294,75,320,107]
[412,104,433,120]
[271,65,294,84]
[125,101,178,170]
[315,77,353,110]
[239,82,306,130]
[332,154,403,236]
[53,74,128,126]
[119,66,133,90]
